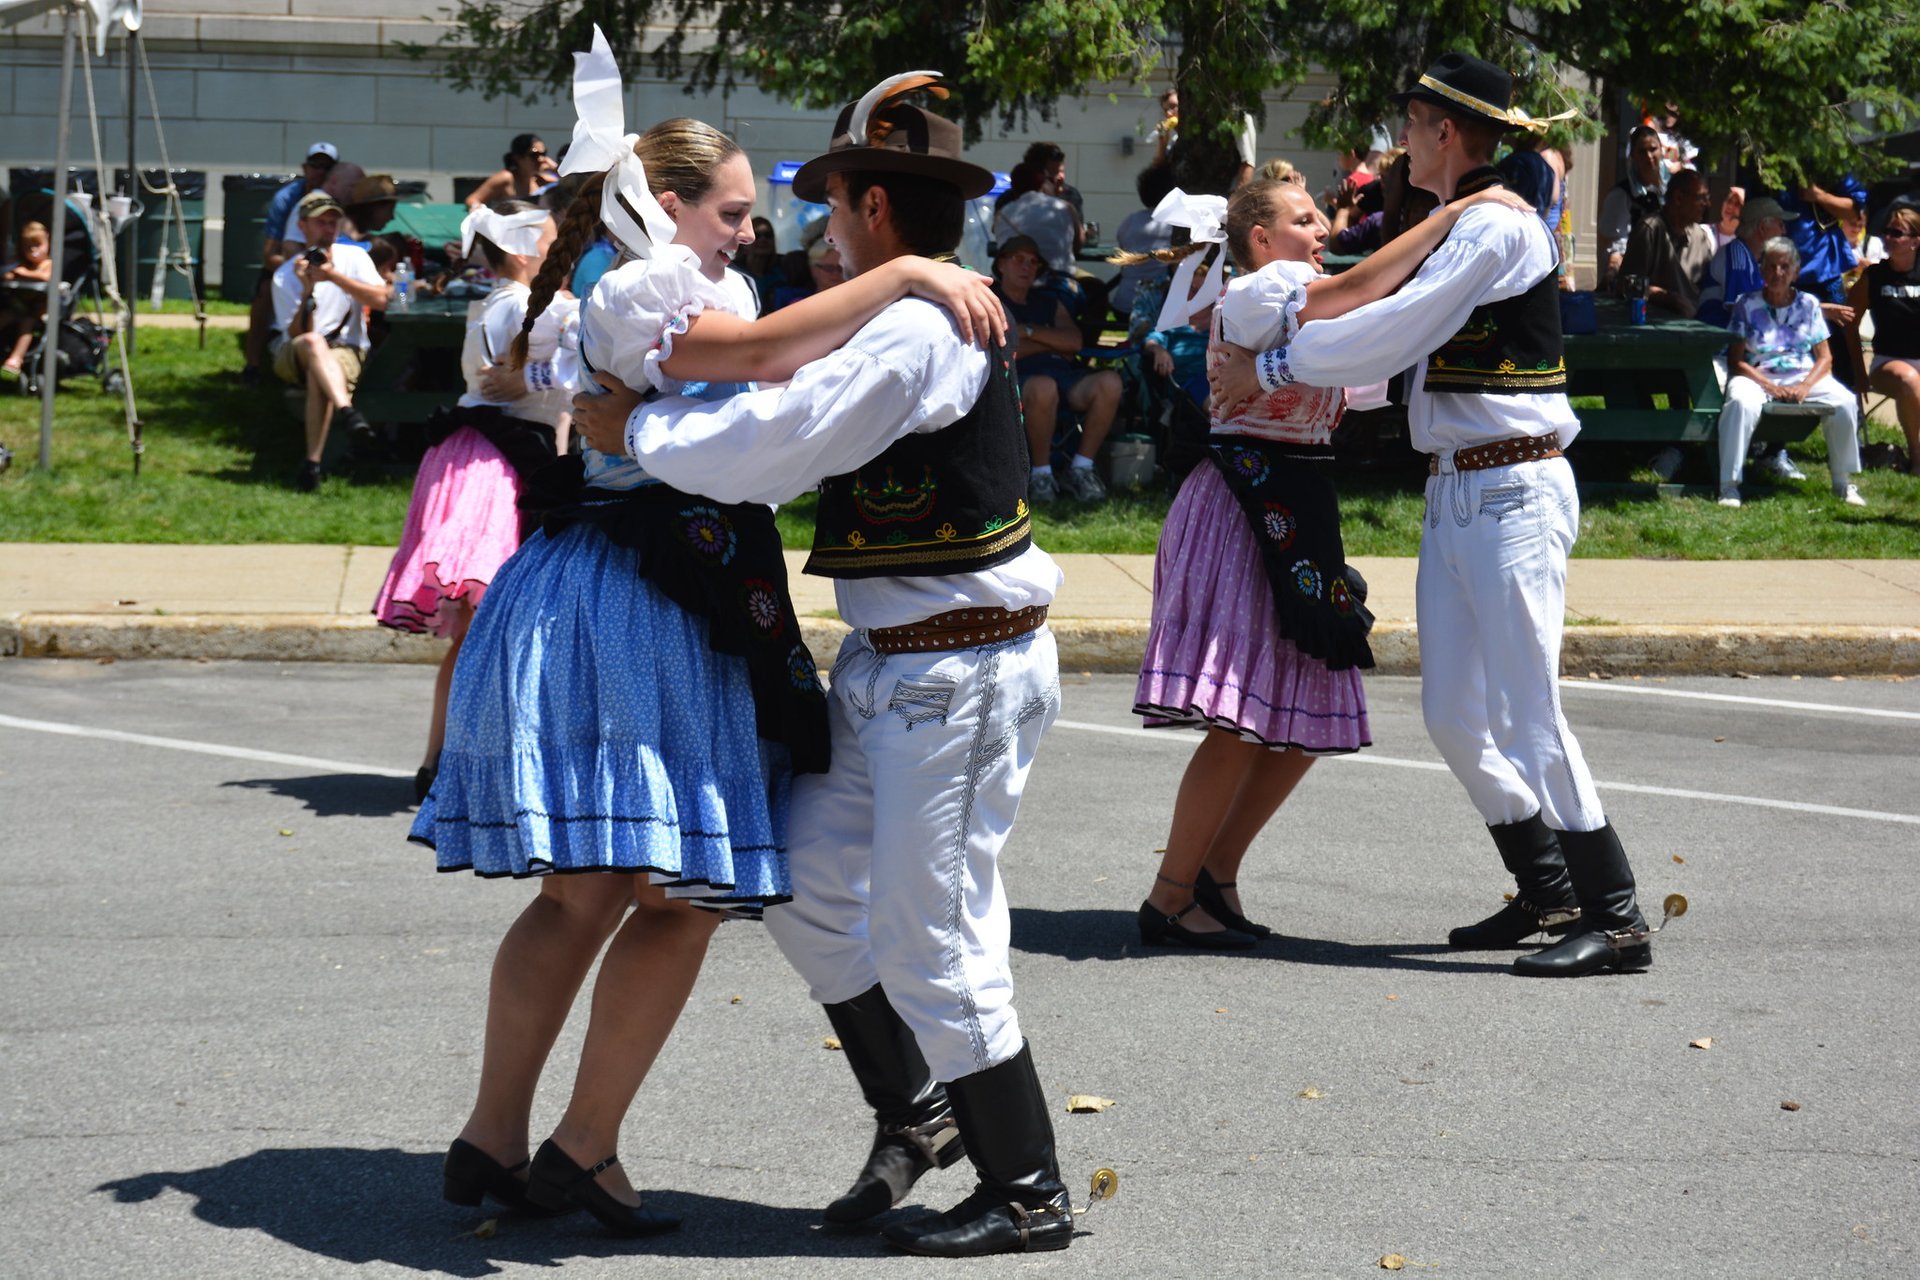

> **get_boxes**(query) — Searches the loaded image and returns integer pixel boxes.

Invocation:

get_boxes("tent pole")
[38,1,77,472]
[124,23,138,355]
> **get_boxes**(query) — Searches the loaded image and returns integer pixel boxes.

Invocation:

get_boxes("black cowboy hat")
[792,73,994,203]
[1392,51,1526,131]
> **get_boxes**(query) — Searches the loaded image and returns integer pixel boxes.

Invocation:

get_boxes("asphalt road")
[3,660,1916,1277]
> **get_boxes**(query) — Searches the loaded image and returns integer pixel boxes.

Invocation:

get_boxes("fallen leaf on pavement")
[1298,1087,1323,1100]
[473,1219,498,1240]
[1380,1254,1406,1270]
[822,1036,842,1051]
[1067,1094,1116,1113]
[730,995,742,1004]
[1780,1100,1801,1111]
[1215,1007,1228,1014]
[1689,1037,1712,1050]
[279,829,294,837]
[1672,854,1685,864]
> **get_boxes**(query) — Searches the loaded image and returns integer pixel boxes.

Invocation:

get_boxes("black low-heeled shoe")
[414,760,439,804]
[1195,868,1274,938]
[1137,900,1256,950]
[526,1139,681,1237]
[442,1138,562,1214]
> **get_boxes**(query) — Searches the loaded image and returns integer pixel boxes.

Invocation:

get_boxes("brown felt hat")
[792,75,994,204]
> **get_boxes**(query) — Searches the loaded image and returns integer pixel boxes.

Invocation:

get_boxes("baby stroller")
[3,189,123,398]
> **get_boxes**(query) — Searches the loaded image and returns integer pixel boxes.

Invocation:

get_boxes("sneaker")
[1763,449,1806,481]
[1028,471,1059,504]
[1837,483,1866,507]
[294,459,325,492]
[1716,484,1741,509]
[1062,465,1109,503]
[1649,446,1683,481]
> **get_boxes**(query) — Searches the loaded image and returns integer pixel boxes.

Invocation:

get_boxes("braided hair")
[508,117,743,369]
[1108,177,1294,278]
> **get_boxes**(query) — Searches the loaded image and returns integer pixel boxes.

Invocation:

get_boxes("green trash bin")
[119,168,206,304]
[219,172,294,303]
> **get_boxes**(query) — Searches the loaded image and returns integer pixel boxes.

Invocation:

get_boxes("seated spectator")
[1598,125,1666,288]
[1127,248,1215,405]
[806,233,843,294]
[464,134,557,209]
[245,141,337,385]
[734,215,781,312]
[1619,169,1715,317]
[1023,140,1085,220]
[1,221,54,377]
[995,161,1082,276]
[1697,195,1792,327]
[1714,237,1864,508]
[1847,204,1920,473]
[345,173,400,235]
[270,190,389,492]
[992,234,1120,503]
[1110,161,1177,324]
[1712,185,1745,250]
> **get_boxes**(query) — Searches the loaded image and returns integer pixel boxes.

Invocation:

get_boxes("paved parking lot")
[3,660,1915,1277]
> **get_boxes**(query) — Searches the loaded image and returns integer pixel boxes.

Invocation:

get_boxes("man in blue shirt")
[244,142,337,384]
[1777,175,1867,305]
[1695,195,1794,327]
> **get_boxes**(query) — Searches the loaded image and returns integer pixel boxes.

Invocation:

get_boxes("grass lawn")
[6,326,1919,556]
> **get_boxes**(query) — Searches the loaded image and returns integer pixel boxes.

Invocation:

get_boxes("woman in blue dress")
[415,30,1005,1239]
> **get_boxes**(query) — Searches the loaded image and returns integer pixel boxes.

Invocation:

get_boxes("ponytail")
[511,171,604,369]
[1109,240,1213,269]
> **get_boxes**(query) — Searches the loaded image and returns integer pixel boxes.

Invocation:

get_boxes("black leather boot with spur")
[1448,814,1582,948]
[1514,823,1652,977]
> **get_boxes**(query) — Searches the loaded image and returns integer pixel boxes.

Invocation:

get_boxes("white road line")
[1558,680,1920,721]
[1052,718,1920,827]
[0,713,414,779]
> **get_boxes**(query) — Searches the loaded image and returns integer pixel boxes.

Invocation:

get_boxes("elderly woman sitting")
[1715,237,1864,508]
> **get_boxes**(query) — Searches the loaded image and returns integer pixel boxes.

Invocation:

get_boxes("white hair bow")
[460,205,550,261]
[1151,188,1230,334]
[559,25,677,259]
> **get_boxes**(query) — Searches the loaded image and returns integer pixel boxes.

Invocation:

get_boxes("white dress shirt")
[1280,204,1580,454]
[624,295,1062,629]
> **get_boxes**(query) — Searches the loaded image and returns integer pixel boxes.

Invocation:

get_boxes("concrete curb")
[6,612,1919,676]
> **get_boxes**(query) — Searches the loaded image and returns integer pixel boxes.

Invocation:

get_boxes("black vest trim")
[1426,169,1566,395]
[806,328,1032,580]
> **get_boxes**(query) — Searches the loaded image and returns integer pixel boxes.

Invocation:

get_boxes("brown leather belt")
[867,605,1049,657]
[1429,433,1563,474]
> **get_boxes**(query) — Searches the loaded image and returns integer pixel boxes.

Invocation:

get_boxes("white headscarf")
[460,205,551,261]
[1151,188,1229,333]
[559,25,677,259]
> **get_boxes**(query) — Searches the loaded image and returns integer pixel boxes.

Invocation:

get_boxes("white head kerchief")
[1152,188,1229,333]
[460,205,550,262]
[559,25,677,259]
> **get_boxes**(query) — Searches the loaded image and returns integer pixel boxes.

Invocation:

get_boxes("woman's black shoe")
[414,761,438,804]
[442,1138,558,1214]
[526,1139,681,1237]
[1137,900,1256,950]
[1195,868,1273,937]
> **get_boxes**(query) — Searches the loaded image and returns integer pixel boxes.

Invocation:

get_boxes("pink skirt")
[372,426,526,637]
[1133,462,1371,753]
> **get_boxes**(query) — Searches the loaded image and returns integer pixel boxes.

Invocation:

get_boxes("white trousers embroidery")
[1416,455,1605,832]
[1717,374,1860,488]
[764,628,1060,1084]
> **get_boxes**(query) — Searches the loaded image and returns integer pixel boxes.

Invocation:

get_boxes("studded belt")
[866,605,1049,657]
[1429,433,1563,474]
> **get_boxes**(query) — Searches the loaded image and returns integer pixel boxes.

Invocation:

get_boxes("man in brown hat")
[575,76,1074,1255]
[1223,52,1661,979]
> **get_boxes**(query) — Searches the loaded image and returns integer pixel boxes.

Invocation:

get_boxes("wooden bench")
[1751,400,1834,447]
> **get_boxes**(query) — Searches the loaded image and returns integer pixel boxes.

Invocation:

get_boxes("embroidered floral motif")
[1291,557,1323,600]
[678,506,737,565]
[1262,503,1297,549]
[1226,447,1270,487]
[1015,498,1029,519]
[846,530,868,549]
[742,577,784,637]
[1330,576,1354,614]
[787,642,822,693]
[849,464,939,525]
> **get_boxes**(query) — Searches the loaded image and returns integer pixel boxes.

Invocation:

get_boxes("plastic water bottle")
[391,258,413,313]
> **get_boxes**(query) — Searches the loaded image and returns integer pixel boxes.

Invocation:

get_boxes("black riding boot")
[881,1041,1073,1256]
[1514,823,1651,977]
[1448,814,1581,948]
[820,984,966,1224]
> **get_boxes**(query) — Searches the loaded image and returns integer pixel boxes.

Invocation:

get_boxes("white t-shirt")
[269,242,382,352]
[994,191,1079,274]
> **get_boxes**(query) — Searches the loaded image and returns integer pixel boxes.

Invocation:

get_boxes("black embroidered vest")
[1425,167,1567,396]
[805,333,1032,579]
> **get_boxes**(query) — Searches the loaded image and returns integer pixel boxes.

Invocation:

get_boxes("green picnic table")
[351,294,473,428]
[1563,301,1731,444]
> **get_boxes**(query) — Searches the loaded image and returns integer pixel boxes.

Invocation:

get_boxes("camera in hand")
[304,246,327,267]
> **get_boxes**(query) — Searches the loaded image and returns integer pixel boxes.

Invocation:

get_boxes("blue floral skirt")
[408,521,793,912]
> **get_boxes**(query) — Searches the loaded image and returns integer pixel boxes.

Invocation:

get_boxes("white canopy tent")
[2,0,143,471]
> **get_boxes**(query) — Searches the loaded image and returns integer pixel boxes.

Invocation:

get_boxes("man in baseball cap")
[1696,194,1800,328]
[245,142,344,384]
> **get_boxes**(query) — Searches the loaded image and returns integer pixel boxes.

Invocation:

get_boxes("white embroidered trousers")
[1716,374,1861,488]
[764,628,1060,1085]
[1415,455,1606,833]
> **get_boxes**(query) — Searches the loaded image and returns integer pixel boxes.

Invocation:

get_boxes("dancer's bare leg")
[425,601,471,769]
[455,875,633,1172]
[546,880,722,1205]
[1199,748,1317,920]
[1144,729,1259,932]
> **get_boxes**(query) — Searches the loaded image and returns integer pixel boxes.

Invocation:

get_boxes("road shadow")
[96,1146,907,1272]
[1010,906,1509,975]
[222,772,416,818]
